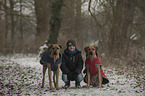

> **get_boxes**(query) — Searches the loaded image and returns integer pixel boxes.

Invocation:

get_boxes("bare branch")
[88,0,102,28]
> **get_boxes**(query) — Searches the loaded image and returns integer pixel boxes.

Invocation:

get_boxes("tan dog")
[40,44,62,90]
[84,46,102,88]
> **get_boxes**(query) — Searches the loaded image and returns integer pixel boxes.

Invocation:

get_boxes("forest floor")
[0,54,144,96]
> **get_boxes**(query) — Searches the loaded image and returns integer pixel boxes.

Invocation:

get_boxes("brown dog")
[40,44,62,90]
[84,46,102,88]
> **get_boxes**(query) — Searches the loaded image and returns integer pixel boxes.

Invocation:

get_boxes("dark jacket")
[40,50,62,71]
[60,48,83,74]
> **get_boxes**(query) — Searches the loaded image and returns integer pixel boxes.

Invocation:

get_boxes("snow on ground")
[0,54,144,96]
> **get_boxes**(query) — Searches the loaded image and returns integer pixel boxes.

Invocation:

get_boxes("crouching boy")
[60,39,84,88]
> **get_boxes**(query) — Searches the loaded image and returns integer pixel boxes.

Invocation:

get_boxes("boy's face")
[68,45,75,51]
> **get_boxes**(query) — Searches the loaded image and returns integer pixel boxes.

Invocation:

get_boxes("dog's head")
[84,46,98,56]
[48,44,62,56]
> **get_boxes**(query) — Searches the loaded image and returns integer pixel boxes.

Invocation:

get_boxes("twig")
[88,0,102,28]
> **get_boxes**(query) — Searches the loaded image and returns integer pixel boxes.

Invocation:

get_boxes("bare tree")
[0,20,6,51]
[133,0,145,47]
[75,0,83,50]
[108,0,136,57]
[20,0,23,44]
[58,0,83,49]
[87,0,137,57]
[47,0,64,44]
[0,0,6,50]
[34,0,52,47]
[9,0,15,48]
[4,0,8,48]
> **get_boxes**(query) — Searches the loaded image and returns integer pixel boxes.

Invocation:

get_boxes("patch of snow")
[130,34,137,40]
[0,54,144,96]
[85,40,99,46]
[38,42,48,57]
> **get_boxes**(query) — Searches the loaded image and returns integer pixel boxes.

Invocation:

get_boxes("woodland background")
[0,0,145,94]
[0,0,145,60]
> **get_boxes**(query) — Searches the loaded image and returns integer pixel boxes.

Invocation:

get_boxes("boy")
[60,39,83,88]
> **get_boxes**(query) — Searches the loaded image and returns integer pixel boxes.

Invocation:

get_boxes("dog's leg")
[47,64,53,90]
[87,65,90,88]
[96,65,102,88]
[55,64,61,90]
[41,65,47,88]
[53,72,56,88]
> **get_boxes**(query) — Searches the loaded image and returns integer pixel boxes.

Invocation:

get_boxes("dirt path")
[0,54,144,96]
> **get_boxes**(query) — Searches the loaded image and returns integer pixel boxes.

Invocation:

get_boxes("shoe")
[63,81,70,89]
[75,84,81,88]
[75,82,81,88]
[63,84,70,89]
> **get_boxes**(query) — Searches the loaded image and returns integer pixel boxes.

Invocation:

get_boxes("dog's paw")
[50,87,54,90]
[41,85,44,88]
[82,85,90,88]
[56,87,59,90]
[87,86,90,88]
[98,85,102,88]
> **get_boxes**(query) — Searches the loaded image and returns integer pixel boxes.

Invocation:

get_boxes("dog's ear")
[84,46,89,53]
[93,46,98,52]
[48,44,53,51]
[94,46,98,57]
[58,44,62,49]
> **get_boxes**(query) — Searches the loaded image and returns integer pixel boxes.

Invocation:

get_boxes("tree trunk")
[0,21,6,51]
[46,0,64,45]
[4,0,8,48]
[9,0,15,48]
[20,0,23,44]
[0,2,6,51]
[59,0,82,49]
[109,0,136,57]
[34,0,52,47]
[75,0,83,50]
